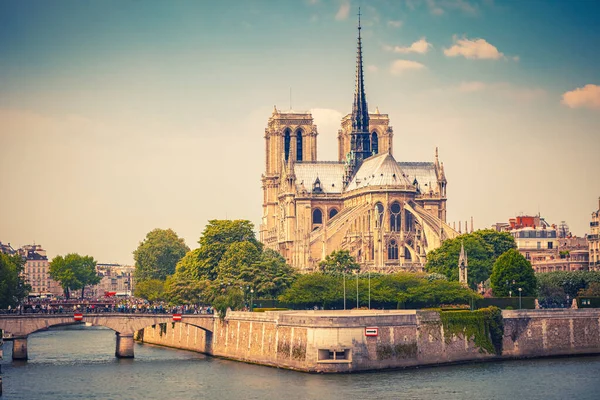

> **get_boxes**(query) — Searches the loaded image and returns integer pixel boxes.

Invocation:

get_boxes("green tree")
[0,253,30,308]
[490,249,537,296]
[217,241,262,284]
[319,250,360,275]
[194,220,262,280]
[425,230,516,288]
[164,276,211,305]
[133,228,189,282]
[49,254,101,299]
[278,273,341,308]
[134,279,166,302]
[253,249,297,299]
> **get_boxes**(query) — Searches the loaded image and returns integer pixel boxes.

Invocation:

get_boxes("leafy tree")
[164,276,212,305]
[536,271,600,307]
[490,249,537,297]
[252,249,297,299]
[426,230,516,288]
[473,229,516,259]
[212,286,245,319]
[579,282,600,297]
[133,228,189,282]
[319,250,360,275]
[195,220,262,280]
[134,279,166,302]
[49,253,101,299]
[0,253,30,308]
[278,273,342,308]
[217,241,262,284]
[403,280,479,306]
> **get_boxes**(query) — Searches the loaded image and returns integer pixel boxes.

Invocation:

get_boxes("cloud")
[458,81,486,92]
[391,38,432,54]
[426,0,478,15]
[455,81,546,101]
[335,1,350,20]
[390,60,426,75]
[367,65,378,72]
[561,84,600,110]
[444,36,504,60]
[388,20,403,28]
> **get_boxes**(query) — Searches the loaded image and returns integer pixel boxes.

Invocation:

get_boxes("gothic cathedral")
[260,16,458,272]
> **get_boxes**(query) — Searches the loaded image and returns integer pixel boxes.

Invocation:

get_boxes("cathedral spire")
[352,7,369,134]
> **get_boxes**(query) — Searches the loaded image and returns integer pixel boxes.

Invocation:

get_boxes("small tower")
[458,241,468,287]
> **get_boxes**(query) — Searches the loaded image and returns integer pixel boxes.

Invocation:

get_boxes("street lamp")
[356,270,359,309]
[566,294,570,309]
[518,287,523,309]
[250,289,254,312]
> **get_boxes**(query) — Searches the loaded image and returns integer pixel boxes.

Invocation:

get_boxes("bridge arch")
[0,314,216,360]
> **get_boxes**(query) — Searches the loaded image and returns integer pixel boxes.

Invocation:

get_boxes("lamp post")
[250,289,254,312]
[356,270,359,309]
[518,287,523,309]
[566,294,570,309]
[343,271,346,310]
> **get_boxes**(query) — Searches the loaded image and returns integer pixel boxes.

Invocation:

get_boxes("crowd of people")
[0,297,214,315]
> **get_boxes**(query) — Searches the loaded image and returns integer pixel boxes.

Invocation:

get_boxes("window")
[329,208,339,219]
[548,242,553,249]
[371,132,378,154]
[375,202,384,228]
[318,349,351,362]
[404,247,412,260]
[312,208,323,225]
[388,239,399,260]
[296,129,303,161]
[537,242,541,249]
[405,210,414,232]
[390,202,401,231]
[284,129,291,161]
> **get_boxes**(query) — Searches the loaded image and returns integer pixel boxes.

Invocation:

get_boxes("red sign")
[365,327,378,337]
[172,313,182,322]
[74,313,83,321]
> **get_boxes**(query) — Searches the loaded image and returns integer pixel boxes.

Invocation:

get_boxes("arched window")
[296,130,303,161]
[390,202,401,231]
[329,208,339,219]
[404,247,412,260]
[284,129,291,161]
[375,202,384,228]
[371,132,378,154]
[388,239,399,260]
[312,208,323,226]
[362,135,370,154]
[405,210,414,232]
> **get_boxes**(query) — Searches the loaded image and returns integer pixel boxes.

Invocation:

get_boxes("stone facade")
[137,309,600,373]
[259,23,457,272]
[589,198,600,271]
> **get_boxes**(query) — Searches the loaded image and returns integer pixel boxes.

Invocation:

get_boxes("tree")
[0,253,30,308]
[195,220,262,280]
[49,253,101,299]
[425,230,516,288]
[490,249,537,297]
[319,250,360,275]
[164,275,211,305]
[253,249,297,299]
[278,273,342,309]
[134,279,167,302]
[579,282,600,297]
[217,241,262,284]
[133,228,189,282]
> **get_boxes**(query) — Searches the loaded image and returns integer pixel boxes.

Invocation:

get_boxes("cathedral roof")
[345,152,412,191]
[399,162,438,193]
[294,162,345,194]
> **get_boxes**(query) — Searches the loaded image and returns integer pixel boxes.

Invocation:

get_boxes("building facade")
[590,198,600,271]
[18,245,62,296]
[90,263,135,297]
[494,215,590,273]
[259,19,457,272]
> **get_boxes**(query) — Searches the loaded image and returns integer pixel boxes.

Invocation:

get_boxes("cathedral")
[259,16,458,273]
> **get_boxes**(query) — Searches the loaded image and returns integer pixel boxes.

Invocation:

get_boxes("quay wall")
[136,309,600,373]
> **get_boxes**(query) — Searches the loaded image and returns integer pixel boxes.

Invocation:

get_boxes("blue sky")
[1,0,599,264]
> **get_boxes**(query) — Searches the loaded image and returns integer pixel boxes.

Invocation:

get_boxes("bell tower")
[260,107,318,244]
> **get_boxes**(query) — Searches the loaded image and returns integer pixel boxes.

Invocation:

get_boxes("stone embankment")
[136,309,600,373]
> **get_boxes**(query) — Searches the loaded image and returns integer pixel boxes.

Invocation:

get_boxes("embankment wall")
[136,309,600,372]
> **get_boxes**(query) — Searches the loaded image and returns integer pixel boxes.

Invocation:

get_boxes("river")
[1,325,599,399]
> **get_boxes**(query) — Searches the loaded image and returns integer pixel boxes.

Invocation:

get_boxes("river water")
[1,325,599,399]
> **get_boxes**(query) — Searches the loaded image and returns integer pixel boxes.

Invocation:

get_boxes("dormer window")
[313,177,323,193]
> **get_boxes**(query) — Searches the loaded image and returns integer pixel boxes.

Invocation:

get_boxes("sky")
[1,0,599,265]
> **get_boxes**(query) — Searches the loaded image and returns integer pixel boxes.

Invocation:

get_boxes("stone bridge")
[0,313,216,360]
